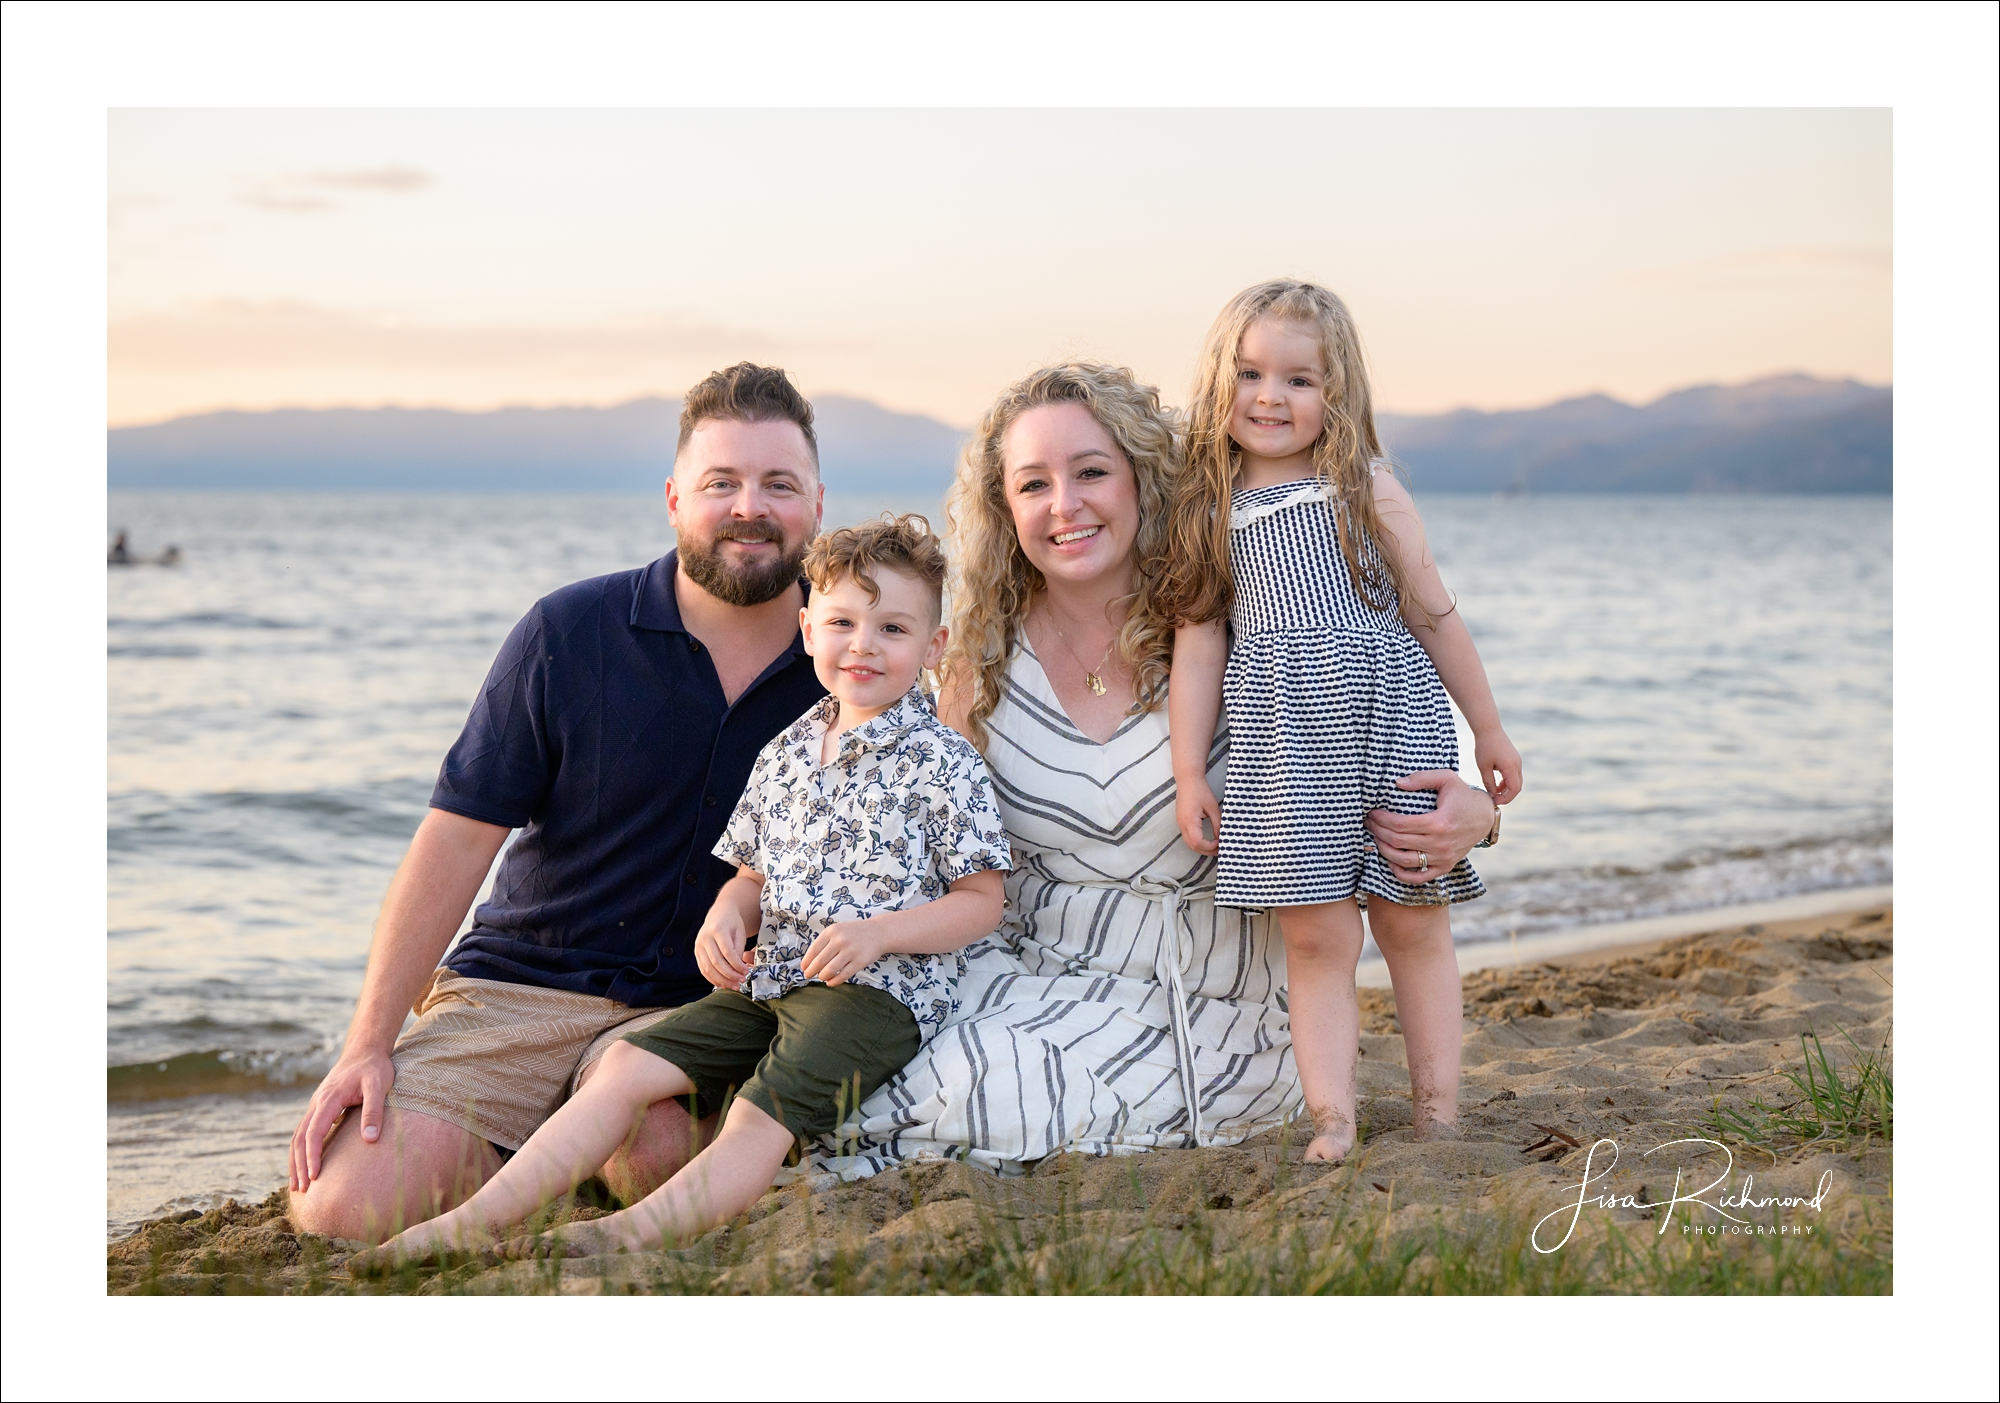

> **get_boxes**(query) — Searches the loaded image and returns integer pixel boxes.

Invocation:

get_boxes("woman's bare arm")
[1365,773,1496,882]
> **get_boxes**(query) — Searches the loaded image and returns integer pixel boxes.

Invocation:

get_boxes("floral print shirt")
[715,688,1012,1039]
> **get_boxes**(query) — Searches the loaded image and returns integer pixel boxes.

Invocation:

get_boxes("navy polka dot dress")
[1214,475,1485,911]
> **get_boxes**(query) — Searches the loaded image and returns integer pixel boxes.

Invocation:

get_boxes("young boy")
[354,515,1009,1267]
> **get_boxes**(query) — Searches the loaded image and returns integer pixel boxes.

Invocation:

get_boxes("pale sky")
[108,108,1891,428]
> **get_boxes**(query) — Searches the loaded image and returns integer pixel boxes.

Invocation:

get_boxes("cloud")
[108,299,849,371]
[238,166,432,212]
[240,191,337,213]
[303,166,432,193]
[1620,247,1891,293]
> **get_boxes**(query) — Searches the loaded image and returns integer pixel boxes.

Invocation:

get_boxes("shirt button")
[684,872,699,885]
[689,639,703,652]
[704,795,717,807]
[663,947,675,958]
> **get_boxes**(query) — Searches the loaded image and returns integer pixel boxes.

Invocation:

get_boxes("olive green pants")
[621,984,920,1144]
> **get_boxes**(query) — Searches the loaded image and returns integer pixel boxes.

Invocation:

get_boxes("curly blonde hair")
[941,362,1181,751]
[1159,279,1424,628]
[803,513,947,622]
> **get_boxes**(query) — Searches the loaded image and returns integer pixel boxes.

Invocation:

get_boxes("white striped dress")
[1215,475,1485,910]
[813,643,1300,1179]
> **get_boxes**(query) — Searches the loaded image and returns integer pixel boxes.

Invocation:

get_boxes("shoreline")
[1358,882,1893,989]
[112,899,1894,1293]
[107,885,1895,1239]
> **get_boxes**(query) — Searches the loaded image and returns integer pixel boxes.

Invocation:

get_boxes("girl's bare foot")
[1302,1132,1354,1162]
[1411,1118,1462,1143]
[1301,1104,1355,1161]
[499,1217,647,1262]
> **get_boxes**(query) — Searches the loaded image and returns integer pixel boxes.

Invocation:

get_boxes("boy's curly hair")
[804,513,948,623]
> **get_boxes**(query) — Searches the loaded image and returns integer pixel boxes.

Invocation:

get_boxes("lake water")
[106,490,1891,1235]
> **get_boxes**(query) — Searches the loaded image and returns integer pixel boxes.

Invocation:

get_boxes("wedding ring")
[1416,851,1431,871]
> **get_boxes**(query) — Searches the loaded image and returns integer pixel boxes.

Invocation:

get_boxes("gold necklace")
[1041,606,1114,696]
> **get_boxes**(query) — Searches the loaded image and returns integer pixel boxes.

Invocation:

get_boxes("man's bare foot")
[347,1224,495,1278]
[499,1217,647,1262]
[1302,1132,1354,1163]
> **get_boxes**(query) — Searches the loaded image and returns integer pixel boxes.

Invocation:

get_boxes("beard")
[677,520,808,607]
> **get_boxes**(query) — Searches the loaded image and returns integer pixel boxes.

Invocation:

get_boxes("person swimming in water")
[108,531,182,566]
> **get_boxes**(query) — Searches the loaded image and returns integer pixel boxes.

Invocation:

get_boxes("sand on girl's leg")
[1274,900,1367,1162]
[1369,897,1463,1136]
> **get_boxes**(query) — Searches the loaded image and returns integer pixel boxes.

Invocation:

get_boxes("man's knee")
[600,1097,713,1206]
[286,1108,499,1242]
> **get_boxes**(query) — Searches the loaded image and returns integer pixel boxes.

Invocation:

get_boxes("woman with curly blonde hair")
[813,362,1496,1177]
[808,360,1283,1173]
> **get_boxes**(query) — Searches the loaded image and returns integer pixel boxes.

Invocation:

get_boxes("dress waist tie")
[1073,875,1220,1149]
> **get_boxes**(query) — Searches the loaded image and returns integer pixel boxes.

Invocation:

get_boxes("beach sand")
[108,904,1893,1294]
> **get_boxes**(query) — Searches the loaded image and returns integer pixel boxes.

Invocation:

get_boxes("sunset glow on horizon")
[110,108,1890,428]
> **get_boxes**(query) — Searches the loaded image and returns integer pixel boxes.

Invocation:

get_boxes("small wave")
[109,782,433,858]
[205,788,418,821]
[109,1049,330,1103]
[1450,829,1892,945]
[109,644,202,658]
[109,612,303,631]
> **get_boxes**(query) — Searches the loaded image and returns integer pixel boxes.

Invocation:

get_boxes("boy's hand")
[1474,731,1524,805]
[801,919,887,987]
[1174,777,1222,855]
[695,905,753,988]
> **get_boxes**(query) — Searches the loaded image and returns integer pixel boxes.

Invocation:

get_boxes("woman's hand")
[801,920,888,987]
[695,903,753,988]
[1175,777,1222,855]
[1474,730,1523,805]
[1363,770,1495,883]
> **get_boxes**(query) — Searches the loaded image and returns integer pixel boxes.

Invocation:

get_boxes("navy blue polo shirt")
[432,550,825,1008]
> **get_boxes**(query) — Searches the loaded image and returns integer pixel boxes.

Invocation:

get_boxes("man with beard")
[287,364,830,1243]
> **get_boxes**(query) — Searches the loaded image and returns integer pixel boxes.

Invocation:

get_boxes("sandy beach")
[109,902,1892,1294]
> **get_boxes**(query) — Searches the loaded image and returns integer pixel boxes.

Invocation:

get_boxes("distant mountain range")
[1379,374,1889,493]
[108,374,1889,494]
[106,395,965,494]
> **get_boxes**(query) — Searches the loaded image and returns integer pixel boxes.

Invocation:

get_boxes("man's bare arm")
[288,808,509,1188]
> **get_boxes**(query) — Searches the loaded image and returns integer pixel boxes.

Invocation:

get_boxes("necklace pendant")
[1085,672,1107,696]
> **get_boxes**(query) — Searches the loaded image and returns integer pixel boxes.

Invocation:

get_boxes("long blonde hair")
[942,361,1180,751]
[1160,279,1423,627]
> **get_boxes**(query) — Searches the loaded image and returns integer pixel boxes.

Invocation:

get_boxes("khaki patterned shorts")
[382,969,679,1151]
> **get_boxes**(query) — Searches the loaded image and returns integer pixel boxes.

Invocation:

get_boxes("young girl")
[1164,279,1522,1163]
